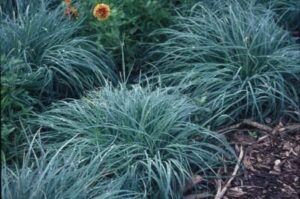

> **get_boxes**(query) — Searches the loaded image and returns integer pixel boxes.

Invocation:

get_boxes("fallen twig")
[278,124,300,133]
[214,146,244,199]
[257,135,269,142]
[242,120,272,133]
[217,119,273,133]
[217,123,243,133]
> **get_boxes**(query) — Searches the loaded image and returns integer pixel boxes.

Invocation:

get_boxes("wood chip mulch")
[222,121,300,199]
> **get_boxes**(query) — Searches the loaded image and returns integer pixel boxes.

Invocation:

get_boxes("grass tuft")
[0,1,118,104]
[0,0,119,161]
[1,135,139,199]
[36,85,234,198]
[146,0,300,126]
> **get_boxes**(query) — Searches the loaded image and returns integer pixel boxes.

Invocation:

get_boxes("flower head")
[64,6,78,18]
[93,3,111,21]
[64,0,71,5]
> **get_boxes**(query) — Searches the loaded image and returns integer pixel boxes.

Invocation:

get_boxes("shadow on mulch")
[223,121,300,199]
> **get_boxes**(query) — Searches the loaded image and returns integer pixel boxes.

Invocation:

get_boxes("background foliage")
[77,0,196,74]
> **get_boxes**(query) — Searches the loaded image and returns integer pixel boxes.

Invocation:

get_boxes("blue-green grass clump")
[147,0,300,126]
[0,0,119,161]
[1,138,138,199]
[0,0,118,104]
[37,85,234,198]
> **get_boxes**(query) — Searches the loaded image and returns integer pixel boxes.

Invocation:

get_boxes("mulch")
[182,120,300,199]
[222,121,300,199]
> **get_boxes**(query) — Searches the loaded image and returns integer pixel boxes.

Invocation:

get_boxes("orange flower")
[93,3,111,21]
[64,0,71,5]
[64,6,78,18]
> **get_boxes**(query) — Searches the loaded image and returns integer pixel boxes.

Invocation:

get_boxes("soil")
[222,121,300,199]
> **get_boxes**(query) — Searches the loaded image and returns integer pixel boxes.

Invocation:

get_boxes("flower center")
[97,7,108,17]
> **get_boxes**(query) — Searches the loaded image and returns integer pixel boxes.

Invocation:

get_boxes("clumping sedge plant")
[0,0,118,161]
[147,0,300,126]
[36,85,234,198]
[1,135,139,199]
[0,0,118,104]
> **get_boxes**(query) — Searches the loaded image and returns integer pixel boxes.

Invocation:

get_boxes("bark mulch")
[183,120,300,199]
[220,120,300,199]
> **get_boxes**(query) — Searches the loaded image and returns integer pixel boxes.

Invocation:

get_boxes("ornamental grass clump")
[37,85,234,198]
[147,0,300,126]
[0,1,118,105]
[1,137,138,199]
[0,0,118,162]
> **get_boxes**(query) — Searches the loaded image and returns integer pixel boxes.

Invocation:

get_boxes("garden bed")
[1,0,300,198]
